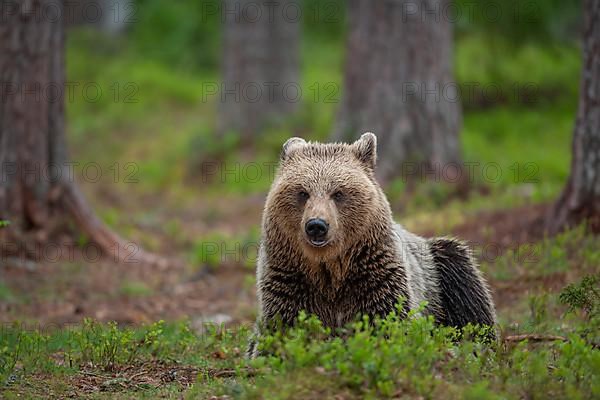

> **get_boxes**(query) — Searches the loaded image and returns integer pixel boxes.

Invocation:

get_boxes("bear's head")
[264,133,394,264]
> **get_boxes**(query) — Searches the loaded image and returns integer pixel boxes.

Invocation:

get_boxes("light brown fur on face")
[263,133,392,283]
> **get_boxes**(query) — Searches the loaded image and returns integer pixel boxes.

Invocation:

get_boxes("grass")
[0,319,249,398]
[119,281,154,298]
[462,105,575,194]
[2,272,599,399]
[455,35,581,106]
[190,228,260,271]
[229,308,599,399]
[0,284,15,303]
[479,224,600,282]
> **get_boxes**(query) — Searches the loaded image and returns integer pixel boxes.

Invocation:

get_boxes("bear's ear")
[352,132,377,170]
[281,137,306,161]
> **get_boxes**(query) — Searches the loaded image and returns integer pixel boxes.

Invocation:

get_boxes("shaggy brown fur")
[249,133,496,356]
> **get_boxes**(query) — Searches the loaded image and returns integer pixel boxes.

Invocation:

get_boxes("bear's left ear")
[281,137,306,161]
[352,132,377,170]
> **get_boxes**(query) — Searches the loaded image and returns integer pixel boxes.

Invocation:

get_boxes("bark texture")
[218,0,300,140]
[0,0,163,265]
[0,0,59,232]
[547,0,600,233]
[332,0,461,182]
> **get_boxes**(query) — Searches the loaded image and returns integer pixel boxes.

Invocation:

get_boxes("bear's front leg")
[247,271,307,358]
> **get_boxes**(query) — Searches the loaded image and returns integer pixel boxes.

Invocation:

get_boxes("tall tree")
[547,0,600,233]
[218,0,300,141]
[0,0,160,265]
[332,0,461,182]
[69,0,135,34]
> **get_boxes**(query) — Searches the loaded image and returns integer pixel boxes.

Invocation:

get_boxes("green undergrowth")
[480,224,600,281]
[2,275,599,399]
[1,319,248,398]
[214,306,598,399]
[190,228,260,271]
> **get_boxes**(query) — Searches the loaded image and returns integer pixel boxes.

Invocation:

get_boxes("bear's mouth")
[308,238,329,248]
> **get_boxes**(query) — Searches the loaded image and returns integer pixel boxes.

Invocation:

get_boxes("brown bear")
[249,133,496,356]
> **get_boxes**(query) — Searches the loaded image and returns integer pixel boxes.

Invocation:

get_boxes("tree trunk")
[0,0,163,266]
[218,0,301,141]
[67,0,134,34]
[332,0,461,183]
[547,0,600,233]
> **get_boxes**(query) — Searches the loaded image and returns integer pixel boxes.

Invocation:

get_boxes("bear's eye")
[332,191,344,201]
[298,190,310,202]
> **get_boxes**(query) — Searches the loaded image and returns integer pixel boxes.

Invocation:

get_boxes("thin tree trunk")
[0,0,164,266]
[218,0,301,141]
[547,0,600,233]
[333,0,461,183]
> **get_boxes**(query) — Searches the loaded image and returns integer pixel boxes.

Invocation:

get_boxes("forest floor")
[2,182,599,398]
[0,198,551,328]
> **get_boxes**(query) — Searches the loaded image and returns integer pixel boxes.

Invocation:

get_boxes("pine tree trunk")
[0,0,56,232]
[66,0,133,33]
[332,0,461,183]
[547,0,600,233]
[218,0,300,140]
[0,0,164,266]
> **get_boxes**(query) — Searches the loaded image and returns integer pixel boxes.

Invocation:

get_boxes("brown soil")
[447,203,549,248]
[1,256,255,327]
[0,200,560,328]
[6,361,203,397]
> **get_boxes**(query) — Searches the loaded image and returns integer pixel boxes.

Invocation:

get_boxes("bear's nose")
[305,218,329,239]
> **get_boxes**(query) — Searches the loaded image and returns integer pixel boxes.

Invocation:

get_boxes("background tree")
[332,0,461,182]
[0,0,160,265]
[218,0,300,141]
[69,0,135,34]
[547,0,600,233]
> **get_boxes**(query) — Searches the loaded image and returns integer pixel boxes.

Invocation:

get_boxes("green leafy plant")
[560,274,600,318]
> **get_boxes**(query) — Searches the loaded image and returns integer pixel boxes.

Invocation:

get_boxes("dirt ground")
[1,198,553,329]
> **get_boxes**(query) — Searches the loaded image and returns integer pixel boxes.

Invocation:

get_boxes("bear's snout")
[305,218,329,246]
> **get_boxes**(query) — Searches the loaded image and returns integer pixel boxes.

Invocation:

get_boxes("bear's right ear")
[352,132,377,170]
[280,137,306,161]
